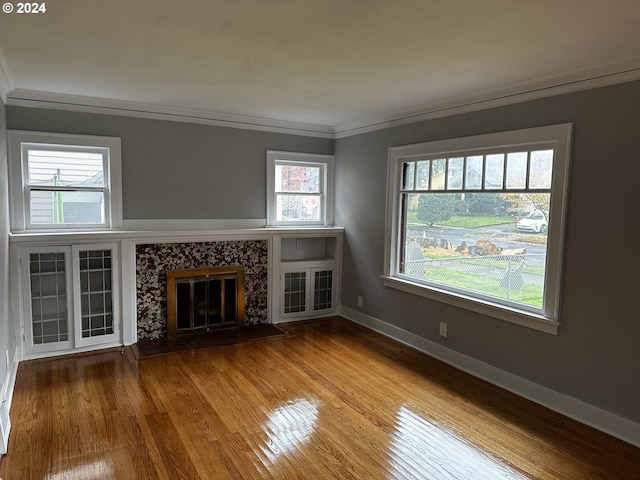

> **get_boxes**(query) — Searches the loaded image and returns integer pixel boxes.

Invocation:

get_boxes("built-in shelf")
[273,231,343,323]
[10,226,344,355]
[281,236,338,262]
[282,256,335,264]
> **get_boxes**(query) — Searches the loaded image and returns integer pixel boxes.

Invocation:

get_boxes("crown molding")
[0,47,15,103]
[333,59,640,138]
[3,57,640,139]
[5,90,336,138]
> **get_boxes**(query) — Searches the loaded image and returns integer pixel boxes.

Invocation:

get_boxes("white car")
[517,211,548,233]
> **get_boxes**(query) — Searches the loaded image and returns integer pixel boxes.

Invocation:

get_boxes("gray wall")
[6,107,334,220]
[5,82,639,426]
[1,99,16,395]
[335,80,640,423]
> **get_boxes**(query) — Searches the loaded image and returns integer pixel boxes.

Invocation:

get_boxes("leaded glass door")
[280,264,336,319]
[24,247,73,354]
[72,244,119,347]
[311,267,334,314]
[283,270,308,316]
[22,243,120,355]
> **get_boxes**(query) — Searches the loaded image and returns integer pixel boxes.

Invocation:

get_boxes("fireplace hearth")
[166,266,245,337]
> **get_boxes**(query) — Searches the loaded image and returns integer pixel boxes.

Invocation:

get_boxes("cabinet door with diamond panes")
[72,244,119,348]
[24,247,73,354]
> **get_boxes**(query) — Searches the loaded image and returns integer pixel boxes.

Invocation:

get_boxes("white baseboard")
[0,347,19,455]
[340,305,640,448]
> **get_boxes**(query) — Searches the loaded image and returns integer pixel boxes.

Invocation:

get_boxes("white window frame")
[8,131,123,232]
[383,124,572,334]
[266,151,334,227]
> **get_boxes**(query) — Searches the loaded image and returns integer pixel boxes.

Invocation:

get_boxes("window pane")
[27,150,104,187]
[276,194,321,222]
[516,201,549,234]
[485,154,504,189]
[505,152,527,189]
[276,165,320,193]
[431,159,446,190]
[402,162,415,190]
[402,192,546,310]
[389,124,571,325]
[465,156,483,190]
[30,190,105,225]
[416,160,430,190]
[447,157,464,190]
[529,150,553,189]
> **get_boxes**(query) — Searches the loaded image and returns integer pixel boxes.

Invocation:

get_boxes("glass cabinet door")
[311,268,334,314]
[283,270,308,315]
[25,248,73,354]
[22,243,120,355]
[281,266,336,319]
[73,244,119,348]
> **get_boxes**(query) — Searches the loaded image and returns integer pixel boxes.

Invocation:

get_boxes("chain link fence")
[403,253,546,306]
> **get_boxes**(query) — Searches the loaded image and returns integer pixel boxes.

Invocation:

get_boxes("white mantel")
[9,225,345,245]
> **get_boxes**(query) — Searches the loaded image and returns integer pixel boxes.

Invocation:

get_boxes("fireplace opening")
[167,266,245,337]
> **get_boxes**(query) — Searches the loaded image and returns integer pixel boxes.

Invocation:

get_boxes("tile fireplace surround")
[136,240,268,340]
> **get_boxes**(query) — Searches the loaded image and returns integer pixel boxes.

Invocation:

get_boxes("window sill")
[381,275,559,335]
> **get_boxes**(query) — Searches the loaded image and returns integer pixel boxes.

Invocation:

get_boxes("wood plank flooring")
[2,317,639,479]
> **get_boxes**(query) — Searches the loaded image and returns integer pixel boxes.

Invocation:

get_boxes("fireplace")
[166,266,245,337]
[136,240,268,340]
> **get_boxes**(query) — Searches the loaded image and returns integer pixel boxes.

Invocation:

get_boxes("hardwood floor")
[1,317,639,479]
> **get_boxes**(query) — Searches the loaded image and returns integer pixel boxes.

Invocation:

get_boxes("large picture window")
[384,124,572,333]
[266,151,334,226]
[8,131,122,231]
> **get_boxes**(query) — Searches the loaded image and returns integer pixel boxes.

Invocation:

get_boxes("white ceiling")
[1,0,640,137]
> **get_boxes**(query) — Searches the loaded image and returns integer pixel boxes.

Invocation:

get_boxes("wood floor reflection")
[2,317,639,479]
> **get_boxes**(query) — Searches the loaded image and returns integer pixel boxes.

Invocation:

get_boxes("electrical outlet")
[356,296,363,308]
[439,322,448,337]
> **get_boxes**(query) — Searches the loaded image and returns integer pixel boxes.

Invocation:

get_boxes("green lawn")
[422,253,546,276]
[404,264,543,307]
[407,213,515,228]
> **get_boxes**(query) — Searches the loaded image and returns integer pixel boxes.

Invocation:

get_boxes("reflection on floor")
[389,405,528,479]
[2,317,639,479]
[261,397,320,461]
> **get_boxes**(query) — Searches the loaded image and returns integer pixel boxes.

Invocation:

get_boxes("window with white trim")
[384,124,572,333]
[266,151,334,226]
[8,131,122,231]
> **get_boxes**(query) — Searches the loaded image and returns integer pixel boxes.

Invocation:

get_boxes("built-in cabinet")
[20,243,120,356]
[280,262,336,319]
[274,233,342,321]
[11,227,343,358]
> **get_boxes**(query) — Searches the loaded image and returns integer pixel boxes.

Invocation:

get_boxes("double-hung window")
[266,151,334,226]
[384,124,572,333]
[8,131,122,231]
